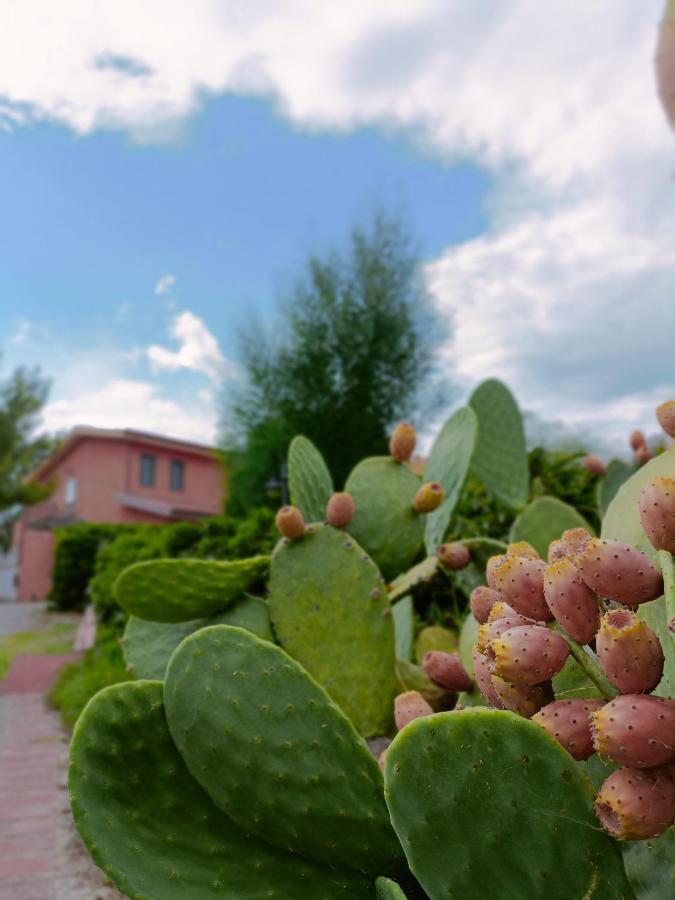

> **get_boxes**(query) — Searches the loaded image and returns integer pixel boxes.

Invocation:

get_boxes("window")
[64,477,77,506]
[170,459,185,491]
[139,453,156,487]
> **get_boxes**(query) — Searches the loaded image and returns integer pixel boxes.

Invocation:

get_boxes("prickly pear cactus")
[510,496,593,559]
[164,626,404,876]
[114,556,270,622]
[376,876,410,899]
[384,709,633,900]
[268,524,398,735]
[392,595,415,661]
[598,458,634,518]
[288,435,334,522]
[69,681,373,899]
[621,829,675,900]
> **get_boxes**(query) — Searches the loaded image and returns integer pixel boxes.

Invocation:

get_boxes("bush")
[49,523,127,611]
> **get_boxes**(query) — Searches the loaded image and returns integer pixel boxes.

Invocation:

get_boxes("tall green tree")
[0,364,57,547]
[223,212,444,513]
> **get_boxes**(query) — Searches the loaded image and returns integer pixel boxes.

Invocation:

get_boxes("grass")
[0,621,76,681]
[48,624,132,728]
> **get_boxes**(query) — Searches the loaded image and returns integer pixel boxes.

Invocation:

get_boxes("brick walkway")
[0,610,121,899]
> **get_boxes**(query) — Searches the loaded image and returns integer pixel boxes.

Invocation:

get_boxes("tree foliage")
[223,212,441,512]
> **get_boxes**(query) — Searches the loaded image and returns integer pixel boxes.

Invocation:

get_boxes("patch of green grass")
[48,624,132,728]
[0,621,76,680]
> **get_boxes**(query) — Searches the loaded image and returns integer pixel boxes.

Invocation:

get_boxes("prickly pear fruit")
[596,608,664,694]
[543,557,599,645]
[575,538,663,606]
[488,624,569,685]
[656,1,675,131]
[584,455,605,476]
[491,676,553,719]
[486,600,520,623]
[471,647,503,708]
[485,554,507,589]
[547,527,593,564]
[532,699,605,760]
[476,610,537,653]
[422,651,473,692]
[506,541,540,560]
[437,542,470,570]
[412,482,444,514]
[656,399,675,437]
[394,691,434,731]
[635,445,653,466]
[325,492,355,528]
[591,695,675,768]
[595,765,675,840]
[638,476,675,553]
[275,505,305,540]
[630,429,646,451]
[469,585,503,624]
[389,421,416,462]
[491,555,552,621]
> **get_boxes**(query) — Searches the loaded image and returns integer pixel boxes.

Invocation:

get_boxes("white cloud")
[147,310,235,382]
[154,273,175,295]
[9,318,32,345]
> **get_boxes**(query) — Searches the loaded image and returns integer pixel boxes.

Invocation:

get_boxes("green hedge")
[49,523,132,611]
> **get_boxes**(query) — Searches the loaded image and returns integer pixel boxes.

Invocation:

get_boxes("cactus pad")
[389,556,440,603]
[469,378,529,509]
[384,709,632,900]
[69,681,372,899]
[345,457,423,580]
[509,497,593,559]
[392,596,415,661]
[268,524,398,735]
[423,406,478,554]
[288,435,334,522]
[376,876,410,898]
[164,626,404,876]
[598,459,634,518]
[622,829,675,900]
[114,556,270,622]
[123,595,274,680]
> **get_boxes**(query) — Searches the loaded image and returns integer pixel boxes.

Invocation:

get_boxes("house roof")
[30,426,218,483]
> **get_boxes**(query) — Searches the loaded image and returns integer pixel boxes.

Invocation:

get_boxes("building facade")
[2,427,225,602]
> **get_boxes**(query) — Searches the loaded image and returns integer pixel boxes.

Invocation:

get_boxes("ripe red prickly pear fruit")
[656,1,675,131]
[412,482,444,514]
[422,650,473,692]
[634,445,653,466]
[532,699,605,760]
[639,476,675,553]
[275,505,305,540]
[469,586,503,624]
[656,399,675,437]
[471,647,503,708]
[394,691,434,730]
[595,765,675,840]
[506,541,540,560]
[547,527,593,564]
[591,694,675,768]
[486,600,521,622]
[486,554,507,589]
[437,542,471,571]
[491,555,552,621]
[543,557,599,645]
[630,429,647,451]
[584,455,606,476]
[575,538,663,606]
[488,624,569,685]
[476,610,537,653]
[491,676,553,719]
[389,421,416,462]
[596,608,664,694]
[325,492,355,528]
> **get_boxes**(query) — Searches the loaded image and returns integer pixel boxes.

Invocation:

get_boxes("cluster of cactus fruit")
[68,380,674,899]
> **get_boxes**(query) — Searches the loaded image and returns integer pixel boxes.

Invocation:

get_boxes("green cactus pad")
[458,613,479,675]
[552,655,604,701]
[69,681,372,899]
[509,496,593,559]
[597,458,634,518]
[164,626,404,876]
[392,596,415,661]
[268,523,398,735]
[114,556,270,622]
[345,457,423,581]
[389,556,439,603]
[376,876,410,899]
[414,626,457,663]
[469,379,529,509]
[622,829,674,900]
[384,709,633,900]
[395,658,448,708]
[288,435,334,522]
[452,537,508,597]
[423,406,478,554]
[123,595,274,680]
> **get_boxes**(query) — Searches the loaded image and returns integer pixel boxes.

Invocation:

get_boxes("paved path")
[0,604,121,899]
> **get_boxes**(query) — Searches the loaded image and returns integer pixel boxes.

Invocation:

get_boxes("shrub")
[89,527,165,625]
[49,523,126,611]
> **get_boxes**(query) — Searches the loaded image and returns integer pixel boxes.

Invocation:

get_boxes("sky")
[1,0,673,458]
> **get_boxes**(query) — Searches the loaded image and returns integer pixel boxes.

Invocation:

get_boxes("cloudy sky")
[1,1,673,456]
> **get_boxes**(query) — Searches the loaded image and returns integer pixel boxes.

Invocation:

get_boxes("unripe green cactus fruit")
[69,681,374,899]
[383,709,632,900]
[164,626,404,876]
[114,556,270,622]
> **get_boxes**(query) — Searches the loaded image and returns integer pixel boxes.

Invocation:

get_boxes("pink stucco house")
[1,427,225,602]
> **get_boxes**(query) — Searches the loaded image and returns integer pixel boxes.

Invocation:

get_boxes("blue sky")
[1,1,674,454]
